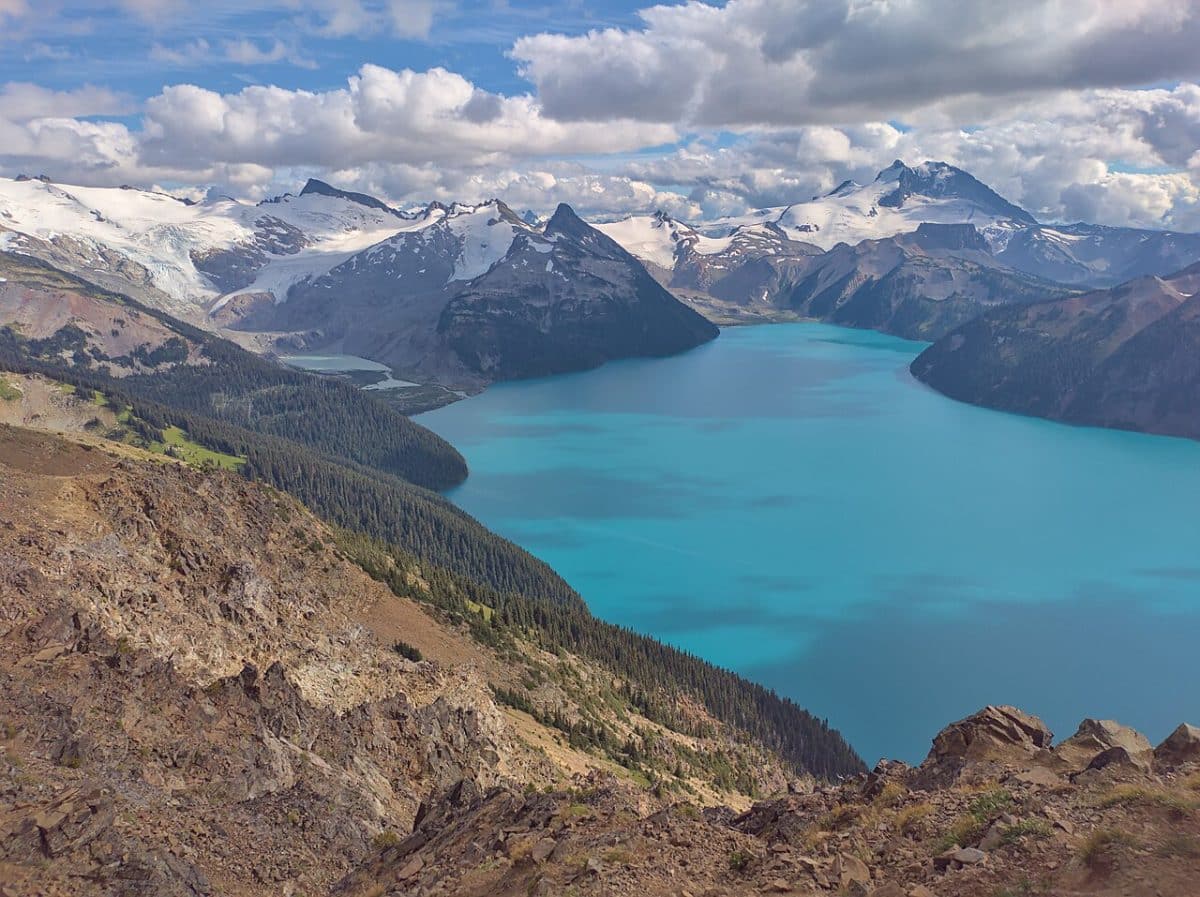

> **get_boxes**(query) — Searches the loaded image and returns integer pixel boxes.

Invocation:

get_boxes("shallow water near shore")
[419,322,1200,764]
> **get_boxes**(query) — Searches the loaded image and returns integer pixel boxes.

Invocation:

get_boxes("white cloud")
[1,1,1200,231]
[293,0,446,39]
[0,83,131,122]
[151,37,317,69]
[512,0,1200,127]
[135,64,675,171]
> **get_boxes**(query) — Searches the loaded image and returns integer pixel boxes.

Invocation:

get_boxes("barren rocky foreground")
[1,425,1198,897]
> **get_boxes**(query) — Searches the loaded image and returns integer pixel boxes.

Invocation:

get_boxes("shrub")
[728,849,753,872]
[1000,819,1053,846]
[1078,828,1136,869]
[392,640,423,662]
[372,830,402,850]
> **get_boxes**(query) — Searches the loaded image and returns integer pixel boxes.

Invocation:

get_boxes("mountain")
[911,262,1200,439]
[296,177,410,216]
[230,199,717,383]
[600,214,1069,339]
[597,163,1069,336]
[596,211,824,321]
[599,162,1200,338]
[694,160,1038,251]
[0,177,716,389]
[776,223,1072,340]
[993,222,1200,287]
[439,204,720,379]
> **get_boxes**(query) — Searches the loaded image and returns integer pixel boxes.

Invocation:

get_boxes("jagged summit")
[874,159,1037,224]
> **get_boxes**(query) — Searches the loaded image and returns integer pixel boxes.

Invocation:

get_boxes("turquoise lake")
[418,323,1200,765]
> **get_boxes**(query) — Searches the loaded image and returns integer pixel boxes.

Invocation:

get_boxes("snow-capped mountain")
[596,161,1200,333]
[691,160,1037,251]
[4,163,1200,382]
[245,200,717,382]
[595,211,823,320]
[0,175,716,385]
[993,222,1200,288]
[0,176,412,317]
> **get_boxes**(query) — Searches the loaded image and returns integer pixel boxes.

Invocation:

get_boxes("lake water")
[418,323,1200,765]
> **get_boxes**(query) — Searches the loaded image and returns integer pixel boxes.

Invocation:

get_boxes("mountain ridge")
[911,261,1200,439]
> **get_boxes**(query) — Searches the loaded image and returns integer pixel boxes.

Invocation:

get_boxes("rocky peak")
[544,201,592,239]
[298,178,401,215]
[827,178,863,197]
[875,159,1037,224]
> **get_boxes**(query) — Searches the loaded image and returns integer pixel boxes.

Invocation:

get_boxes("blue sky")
[1,1,1198,229]
[0,1,646,99]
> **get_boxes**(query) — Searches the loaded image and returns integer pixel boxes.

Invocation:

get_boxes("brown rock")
[1086,745,1150,772]
[766,879,792,893]
[834,853,871,889]
[530,837,556,863]
[1154,723,1200,767]
[397,855,424,880]
[907,888,935,897]
[867,885,906,897]
[915,706,1052,787]
[1055,719,1153,771]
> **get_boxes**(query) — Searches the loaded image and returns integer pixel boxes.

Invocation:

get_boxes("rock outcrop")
[1054,719,1154,772]
[1155,723,1200,768]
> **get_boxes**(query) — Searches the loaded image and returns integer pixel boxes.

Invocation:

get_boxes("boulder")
[834,852,871,889]
[914,706,1052,787]
[1154,723,1200,767]
[1087,746,1150,773]
[934,846,987,870]
[1054,719,1152,771]
[861,759,911,800]
[530,837,556,863]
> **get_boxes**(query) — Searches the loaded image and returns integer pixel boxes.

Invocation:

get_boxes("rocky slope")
[336,706,1200,897]
[3,425,1198,896]
[0,425,840,896]
[911,262,1200,439]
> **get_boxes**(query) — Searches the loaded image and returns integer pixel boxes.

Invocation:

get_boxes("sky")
[1,0,1199,228]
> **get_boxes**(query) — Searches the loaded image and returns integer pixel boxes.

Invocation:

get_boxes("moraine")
[418,322,1200,764]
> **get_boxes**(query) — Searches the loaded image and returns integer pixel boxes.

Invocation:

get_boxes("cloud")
[0,0,28,17]
[294,0,446,39]
[135,64,676,172]
[512,0,1200,127]
[0,83,132,122]
[1,1,1199,231]
[151,37,317,69]
[611,84,1200,230]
